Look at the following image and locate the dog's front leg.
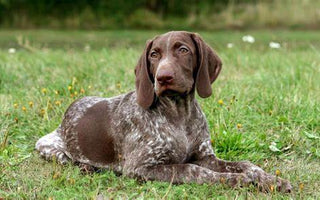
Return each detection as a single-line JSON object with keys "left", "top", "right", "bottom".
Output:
{"left": 193, "top": 141, "right": 292, "bottom": 192}
{"left": 125, "top": 164, "right": 252, "bottom": 187}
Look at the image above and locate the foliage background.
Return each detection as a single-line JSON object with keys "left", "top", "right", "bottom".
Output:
{"left": 0, "top": 0, "right": 320, "bottom": 30}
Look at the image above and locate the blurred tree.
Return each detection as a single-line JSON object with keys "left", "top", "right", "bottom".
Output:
{"left": 2, "top": 0, "right": 316, "bottom": 30}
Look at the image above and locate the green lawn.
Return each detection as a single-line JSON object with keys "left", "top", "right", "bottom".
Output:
{"left": 0, "top": 30, "right": 319, "bottom": 199}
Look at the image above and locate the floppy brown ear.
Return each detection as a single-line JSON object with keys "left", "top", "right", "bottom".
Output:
{"left": 135, "top": 40, "right": 154, "bottom": 109}
{"left": 191, "top": 33, "right": 222, "bottom": 98}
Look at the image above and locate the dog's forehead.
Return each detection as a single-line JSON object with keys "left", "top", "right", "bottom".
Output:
{"left": 152, "top": 31, "right": 194, "bottom": 50}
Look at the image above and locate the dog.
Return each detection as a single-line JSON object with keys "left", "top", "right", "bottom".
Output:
{"left": 36, "top": 31, "right": 292, "bottom": 192}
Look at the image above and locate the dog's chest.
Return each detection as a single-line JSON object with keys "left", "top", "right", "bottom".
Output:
{"left": 170, "top": 127, "right": 192, "bottom": 163}
{"left": 143, "top": 118, "right": 193, "bottom": 164}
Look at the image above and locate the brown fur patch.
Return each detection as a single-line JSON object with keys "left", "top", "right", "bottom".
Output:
{"left": 76, "top": 101, "right": 115, "bottom": 164}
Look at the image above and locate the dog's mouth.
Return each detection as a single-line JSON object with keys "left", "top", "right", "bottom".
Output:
{"left": 160, "top": 89, "right": 181, "bottom": 97}
{"left": 155, "top": 84, "right": 188, "bottom": 97}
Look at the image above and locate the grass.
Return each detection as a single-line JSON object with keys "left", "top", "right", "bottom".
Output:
{"left": 0, "top": 30, "right": 319, "bottom": 199}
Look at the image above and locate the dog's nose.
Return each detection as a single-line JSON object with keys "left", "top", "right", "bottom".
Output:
{"left": 156, "top": 71, "right": 174, "bottom": 85}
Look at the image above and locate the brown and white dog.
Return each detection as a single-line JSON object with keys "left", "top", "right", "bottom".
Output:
{"left": 36, "top": 31, "right": 292, "bottom": 192}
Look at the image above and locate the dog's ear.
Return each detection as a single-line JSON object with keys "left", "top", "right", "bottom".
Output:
{"left": 191, "top": 33, "right": 222, "bottom": 98}
{"left": 135, "top": 39, "right": 154, "bottom": 109}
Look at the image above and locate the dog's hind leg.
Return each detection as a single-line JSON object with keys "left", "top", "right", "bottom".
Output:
{"left": 35, "top": 126, "right": 70, "bottom": 164}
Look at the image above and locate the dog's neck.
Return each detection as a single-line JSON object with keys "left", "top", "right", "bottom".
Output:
{"left": 154, "top": 92, "right": 196, "bottom": 123}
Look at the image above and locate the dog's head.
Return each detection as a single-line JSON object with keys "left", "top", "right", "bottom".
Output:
{"left": 135, "top": 31, "right": 222, "bottom": 109}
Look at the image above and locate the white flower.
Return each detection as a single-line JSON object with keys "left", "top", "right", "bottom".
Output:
{"left": 269, "top": 42, "right": 281, "bottom": 49}
{"left": 227, "top": 43, "right": 234, "bottom": 48}
{"left": 242, "top": 35, "right": 255, "bottom": 43}
{"left": 8, "top": 48, "right": 16, "bottom": 54}
{"left": 84, "top": 45, "right": 91, "bottom": 52}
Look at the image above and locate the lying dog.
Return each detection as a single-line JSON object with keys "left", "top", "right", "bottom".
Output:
{"left": 36, "top": 31, "right": 292, "bottom": 192}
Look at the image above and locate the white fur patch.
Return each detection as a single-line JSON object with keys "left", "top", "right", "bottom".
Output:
{"left": 35, "top": 129, "right": 69, "bottom": 164}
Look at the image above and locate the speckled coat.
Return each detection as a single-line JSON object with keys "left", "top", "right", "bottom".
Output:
{"left": 36, "top": 31, "right": 292, "bottom": 192}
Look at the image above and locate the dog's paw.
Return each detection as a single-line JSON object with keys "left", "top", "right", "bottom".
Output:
{"left": 245, "top": 165, "right": 292, "bottom": 193}
{"left": 275, "top": 177, "right": 292, "bottom": 193}
{"left": 258, "top": 175, "right": 292, "bottom": 193}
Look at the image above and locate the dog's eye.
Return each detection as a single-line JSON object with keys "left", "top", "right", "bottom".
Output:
{"left": 178, "top": 46, "right": 189, "bottom": 54}
{"left": 150, "top": 51, "right": 159, "bottom": 58}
